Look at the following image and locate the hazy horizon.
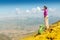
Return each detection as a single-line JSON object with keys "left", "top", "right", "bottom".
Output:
{"left": 0, "top": 0, "right": 60, "bottom": 18}
{"left": 0, "top": 0, "right": 59, "bottom": 31}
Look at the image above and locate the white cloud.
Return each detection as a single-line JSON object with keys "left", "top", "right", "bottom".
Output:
{"left": 36, "top": 6, "right": 41, "bottom": 12}
{"left": 31, "top": 8, "right": 37, "bottom": 13}
{"left": 15, "top": 6, "right": 42, "bottom": 15}
{"left": 31, "top": 6, "right": 42, "bottom": 13}
{"left": 16, "top": 8, "right": 20, "bottom": 14}
{"left": 49, "top": 8, "right": 56, "bottom": 12}
{"left": 26, "top": 10, "right": 30, "bottom": 13}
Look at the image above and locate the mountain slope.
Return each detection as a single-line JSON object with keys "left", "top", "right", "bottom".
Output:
{"left": 20, "top": 20, "right": 60, "bottom": 40}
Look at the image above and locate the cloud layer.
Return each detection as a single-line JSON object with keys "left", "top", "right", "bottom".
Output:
{"left": 16, "top": 6, "right": 42, "bottom": 14}
{"left": 16, "top": 6, "right": 56, "bottom": 14}
{"left": 49, "top": 8, "right": 56, "bottom": 12}
{"left": 15, "top": 6, "right": 57, "bottom": 18}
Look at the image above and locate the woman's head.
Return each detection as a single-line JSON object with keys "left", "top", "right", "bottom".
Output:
{"left": 44, "top": 6, "right": 47, "bottom": 9}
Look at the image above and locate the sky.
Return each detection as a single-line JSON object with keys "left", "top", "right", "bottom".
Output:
{"left": 0, "top": 0, "right": 60, "bottom": 18}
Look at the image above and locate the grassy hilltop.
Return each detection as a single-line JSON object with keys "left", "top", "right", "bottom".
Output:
{"left": 20, "top": 20, "right": 60, "bottom": 40}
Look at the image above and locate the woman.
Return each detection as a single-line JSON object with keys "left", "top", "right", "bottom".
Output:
{"left": 34, "top": 6, "right": 49, "bottom": 37}
{"left": 43, "top": 6, "right": 49, "bottom": 29}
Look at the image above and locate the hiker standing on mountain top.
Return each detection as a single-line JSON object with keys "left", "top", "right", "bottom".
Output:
{"left": 34, "top": 6, "right": 49, "bottom": 37}
{"left": 43, "top": 6, "right": 49, "bottom": 29}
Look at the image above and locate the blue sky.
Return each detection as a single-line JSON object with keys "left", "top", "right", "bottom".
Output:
{"left": 0, "top": 0, "right": 60, "bottom": 18}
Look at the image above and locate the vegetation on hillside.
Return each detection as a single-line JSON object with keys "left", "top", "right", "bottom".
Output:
{"left": 20, "top": 20, "right": 60, "bottom": 40}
